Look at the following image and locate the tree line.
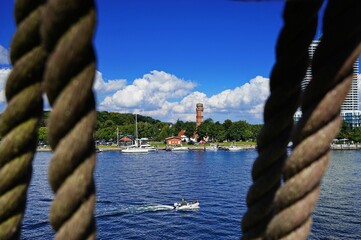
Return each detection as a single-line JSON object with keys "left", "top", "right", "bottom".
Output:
{"left": 35, "top": 112, "right": 361, "bottom": 144}
{"left": 337, "top": 121, "right": 361, "bottom": 143}
{"left": 37, "top": 111, "right": 262, "bottom": 143}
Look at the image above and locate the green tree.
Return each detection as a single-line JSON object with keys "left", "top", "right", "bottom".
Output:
{"left": 104, "top": 120, "right": 115, "bottom": 128}
{"left": 183, "top": 121, "right": 196, "bottom": 140}
{"left": 250, "top": 124, "right": 262, "bottom": 141}
{"left": 156, "top": 124, "right": 173, "bottom": 142}
{"left": 197, "top": 119, "right": 215, "bottom": 141}
{"left": 38, "top": 127, "right": 48, "bottom": 143}
{"left": 95, "top": 126, "right": 117, "bottom": 141}
{"left": 172, "top": 120, "right": 185, "bottom": 136}
{"left": 118, "top": 124, "right": 135, "bottom": 137}
{"left": 349, "top": 127, "right": 361, "bottom": 143}
{"left": 138, "top": 122, "right": 158, "bottom": 138}
{"left": 337, "top": 120, "right": 351, "bottom": 140}
{"left": 223, "top": 119, "right": 233, "bottom": 141}
{"left": 213, "top": 122, "right": 226, "bottom": 142}
{"left": 39, "top": 111, "right": 50, "bottom": 127}
{"left": 227, "top": 120, "right": 252, "bottom": 141}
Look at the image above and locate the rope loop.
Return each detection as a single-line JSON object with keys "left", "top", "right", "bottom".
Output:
{"left": 241, "top": 1, "right": 323, "bottom": 238}
{"left": 0, "top": 0, "right": 45, "bottom": 238}
{"left": 243, "top": 0, "right": 361, "bottom": 239}
{"left": 41, "top": 0, "right": 97, "bottom": 239}
{"left": 265, "top": 1, "right": 361, "bottom": 238}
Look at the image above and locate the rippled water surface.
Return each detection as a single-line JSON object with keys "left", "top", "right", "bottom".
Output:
{"left": 22, "top": 150, "right": 361, "bottom": 239}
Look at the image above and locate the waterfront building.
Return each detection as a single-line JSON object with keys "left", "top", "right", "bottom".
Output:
{"left": 301, "top": 40, "right": 319, "bottom": 91}
{"left": 294, "top": 40, "right": 360, "bottom": 127}
{"left": 165, "top": 136, "right": 182, "bottom": 145}
{"left": 118, "top": 135, "right": 135, "bottom": 146}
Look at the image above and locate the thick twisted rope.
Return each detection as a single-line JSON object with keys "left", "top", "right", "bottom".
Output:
{"left": 41, "top": 0, "right": 97, "bottom": 239}
{"left": 265, "top": 1, "right": 361, "bottom": 239}
{"left": 241, "top": 1, "right": 323, "bottom": 239}
{"left": 0, "top": 1, "right": 46, "bottom": 239}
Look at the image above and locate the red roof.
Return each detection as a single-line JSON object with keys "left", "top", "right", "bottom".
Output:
{"left": 177, "top": 130, "right": 186, "bottom": 137}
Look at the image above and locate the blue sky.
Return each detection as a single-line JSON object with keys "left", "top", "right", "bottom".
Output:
{"left": 1, "top": 0, "right": 358, "bottom": 124}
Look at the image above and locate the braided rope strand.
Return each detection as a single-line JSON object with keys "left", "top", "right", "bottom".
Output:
{"left": 41, "top": 0, "right": 97, "bottom": 239}
{"left": 266, "top": 0, "right": 361, "bottom": 239}
{"left": 241, "top": 1, "right": 323, "bottom": 239}
{"left": 0, "top": 1, "right": 46, "bottom": 239}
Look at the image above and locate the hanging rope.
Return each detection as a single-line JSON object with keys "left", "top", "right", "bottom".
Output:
{"left": 0, "top": 1, "right": 46, "bottom": 239}
{"left": 241, "top": 1, "right": 324, "bottom": 239}
{"left": 265, "top": 0, "right": 361, "bottom": 239}
{"left": 41, "top": 0, "right": 97, "bottom": 239}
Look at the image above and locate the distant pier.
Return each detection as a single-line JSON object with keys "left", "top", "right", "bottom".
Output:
{"left": 330, "top": 144, "right": 361, "bottom": 150}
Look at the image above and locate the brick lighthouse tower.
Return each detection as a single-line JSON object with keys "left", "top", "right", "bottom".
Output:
{"left": 196, "top": 103, "right": 204, "bottom": 127}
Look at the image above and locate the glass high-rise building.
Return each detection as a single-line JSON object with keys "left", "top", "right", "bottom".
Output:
{"left": 301, "top": 40, "right": 319, "bottom": 91}
{"left": 295, "top": 40, "right": 360, "bottom": 127}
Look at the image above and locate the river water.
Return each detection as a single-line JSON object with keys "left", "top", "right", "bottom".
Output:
{"left": 21, "top": 150, "right": 361, "bottom": 239}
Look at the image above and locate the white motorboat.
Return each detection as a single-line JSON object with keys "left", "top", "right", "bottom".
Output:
{"left": 206, "top": 144, "right": 218, "bottom": 151}
{"left": 173, "top": 200, "right": 199, "bottom": 210}
{"left": 140, "top": 144, "right": 158, "bottom": 152}
{"left": 143, "top": 146, "right": 158, "bottom": 152}
{"left": 227, "top": 145, "right": 243, "bottom": 151}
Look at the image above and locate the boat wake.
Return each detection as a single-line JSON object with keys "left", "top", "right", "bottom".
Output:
{"left": 134, "top": 204, "right": 175, "bottom": 213}
{"left": 97, "top": 203, "right": 174, "bottom": 218}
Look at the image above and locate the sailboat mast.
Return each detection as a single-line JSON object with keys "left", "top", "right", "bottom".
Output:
{"left": 135, "top": 114, "right": 138, "bottom": 140}
{"left": 116, "top": 126, "right": 119, "bottom": 147}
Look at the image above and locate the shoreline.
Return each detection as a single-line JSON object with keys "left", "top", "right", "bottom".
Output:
{"left": 37, "top": 144, "right": 361, "bottom": 152}
{"left": 36, "top": 145, "right": 257, "bottom": 152}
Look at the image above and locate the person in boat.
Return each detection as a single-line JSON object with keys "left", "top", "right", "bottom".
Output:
{"left": 181, "top": 199, "right": 187, "bottom": 206}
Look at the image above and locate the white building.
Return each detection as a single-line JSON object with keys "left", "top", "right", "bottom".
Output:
{"left": 295, "top": 40, "right": 360, "bottom": 127}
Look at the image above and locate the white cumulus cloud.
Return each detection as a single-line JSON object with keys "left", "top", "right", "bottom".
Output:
{"left": 100, "top": 70, "right": 197, "bottom": 111}
{"left": 93, "top": 71, "right": 127, "bottom": 92}
{"left": 163, "top": 76, "right": 270, "bottom": 122}
{"left": 0, "top": 45, "right": 10, "bottom": 65}
{"left": 208, "top": 76, "right": 269, "bottom": 111}
{"left": 99, "top": 71, "right": 270, "bottom": 123}
{"left": 0, "top": 69, "right": 270, "bottom": 123}
{"left": 0, "top": 68, "right": 11, "bottom": 103}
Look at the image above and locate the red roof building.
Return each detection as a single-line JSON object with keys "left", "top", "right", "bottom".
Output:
{"left": 165, "top": 137, "right": 182, "bottom": 145}
{"left": 119, "top": 136, "right": 134, "bottom": 146}
{"left": 178, "top": 129, "right": 186, "bottom": 138}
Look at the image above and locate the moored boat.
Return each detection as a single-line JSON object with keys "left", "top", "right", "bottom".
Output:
{"left": 227, "top": 146, "right": 243, "bottom": 151}
{"left": 121, "top": 114, "right": 152, "bottom": 153}
{"left": 122, "top": 147, "right": 149, "bottom": 153}
{"left": 140, "top": 143, "right": 158, "bottom": 152}
{"left": 206, "top": 144, "right": 218, "bottom": 151}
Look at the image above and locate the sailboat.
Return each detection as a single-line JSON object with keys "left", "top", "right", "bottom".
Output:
{"left": 122, "top": 146, "right": 149, "bottom": 153}
{"left": 122, "top": 114, "right": 149, "bottom": 153}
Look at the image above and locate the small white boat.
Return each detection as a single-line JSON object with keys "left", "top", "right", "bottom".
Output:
{"left": 143, "top": 146, "right": 158, "bottom": 152}
{"left": 227, "top": 146, "right": 243, "bottom": 151}
{"left": 206, "top": 144, "right": 218, "bottom": 151}
{"left": 140, "top": 144, "right": 158, "bottom": 152}
{"left": 122, "top": 147, "right": 149, "bottom": 153}
{"left": 172, "top": 146, "right": 189, "bottom": 151}
{"left": 173, "top": 200, "right": 199, "bottom": 210}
